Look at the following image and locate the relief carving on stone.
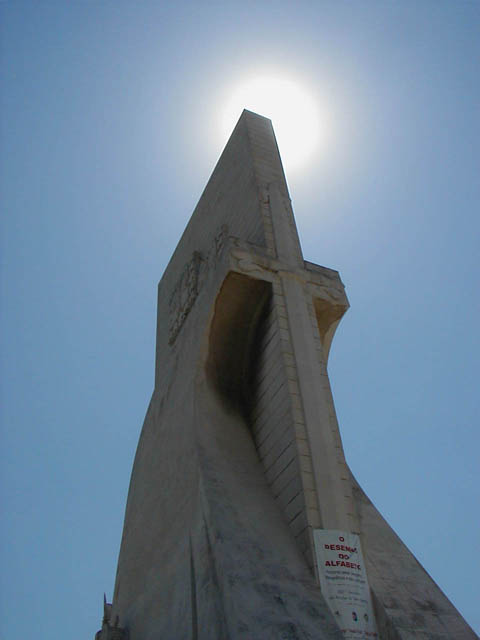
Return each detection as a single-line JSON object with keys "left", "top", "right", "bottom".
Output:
{"left": 168, "top": 251, "right": 203, "bottom": 345}
{"left": 168, "top": 225, "right": 228, "bottom": 345}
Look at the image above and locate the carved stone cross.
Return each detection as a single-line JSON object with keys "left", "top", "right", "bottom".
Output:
{"left": 227, "top": 178, "right": 358, "bottom": 555}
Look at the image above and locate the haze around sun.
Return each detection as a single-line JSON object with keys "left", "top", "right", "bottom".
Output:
{"left": 220, "top": 74, "right": 328, "bottom": 172}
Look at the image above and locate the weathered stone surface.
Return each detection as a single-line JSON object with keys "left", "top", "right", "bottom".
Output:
{"left": 96, "top": 111, "right": 476, "bottom": 639}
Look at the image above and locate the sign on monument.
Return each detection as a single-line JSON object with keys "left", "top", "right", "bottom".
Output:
{"left": 313, "top": 529, "right": 378, "bottom": 639}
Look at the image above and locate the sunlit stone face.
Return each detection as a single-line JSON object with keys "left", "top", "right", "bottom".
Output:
{"left": 220, "top": 74, "right": 325, "bottom": 172}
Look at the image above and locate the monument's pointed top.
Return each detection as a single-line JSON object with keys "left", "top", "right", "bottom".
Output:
{"left": 239, "top": 107, "right": 272, "bottom": 122}
{"left": 223, "top": 107, "right": 303, "bottom": 266}
{"left": 223, "top": 106, "right": 290, "bottom": 201}
{"left": 157, "top": 103, "right": 303, "bottom": 314}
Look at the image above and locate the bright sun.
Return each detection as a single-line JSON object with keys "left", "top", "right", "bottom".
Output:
{"left": 220, "top": 74, "right": 325, "bottom": 171}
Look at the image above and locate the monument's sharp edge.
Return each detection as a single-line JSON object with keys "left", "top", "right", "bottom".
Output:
{"left": 243, "top": 110, "right": 304, "bottom": 265}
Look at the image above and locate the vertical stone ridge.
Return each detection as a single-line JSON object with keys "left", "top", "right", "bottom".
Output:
{"left": 201, "top": 509, "right": 229, "bottom": 640}
{"left": 270, "top": 277, "right": 323, "bottom": 575}
{"left": 248, "top": 276, "right": 322, "bottom": 573}
{"left": 189, "top": 536, "right": 199, "bottom": 640}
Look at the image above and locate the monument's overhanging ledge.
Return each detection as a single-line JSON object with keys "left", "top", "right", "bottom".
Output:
{"left": 95, "top": 110, "right": 476, "bottom": 640}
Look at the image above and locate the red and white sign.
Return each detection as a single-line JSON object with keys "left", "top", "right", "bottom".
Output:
{"left": 313, "top": 529, "right": 378, "bottom": 639}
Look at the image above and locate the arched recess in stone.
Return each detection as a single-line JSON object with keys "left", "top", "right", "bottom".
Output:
{"left": 205, "top": 271, "right": 311, "bottom": 565}
{"left": 205, "top": 270, "right": 271, "bottom": 416}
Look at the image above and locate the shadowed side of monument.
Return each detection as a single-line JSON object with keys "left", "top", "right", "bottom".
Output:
{"left": 96, "top": 111, "right": 477, "bottom": 640}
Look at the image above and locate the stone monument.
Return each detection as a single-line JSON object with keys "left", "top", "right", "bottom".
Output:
{"left": 95, "top": 110, "right": 476, "bottom": 639}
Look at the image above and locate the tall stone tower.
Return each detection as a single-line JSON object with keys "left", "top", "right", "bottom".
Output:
{"left": 96, "top": 111, "right": 476, "bottom": 640}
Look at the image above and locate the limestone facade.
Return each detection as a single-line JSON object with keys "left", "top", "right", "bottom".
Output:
{"left": 96, "top": 110, "right": 477, "bottom": 640}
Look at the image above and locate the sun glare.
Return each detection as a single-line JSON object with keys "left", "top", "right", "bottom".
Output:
{"left": 220, "top": 74, "right": 326, "bottom": 171}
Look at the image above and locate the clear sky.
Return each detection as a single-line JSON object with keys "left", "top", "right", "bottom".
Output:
{"left": 1, "top": 1, "right": 479, "bottom": 638}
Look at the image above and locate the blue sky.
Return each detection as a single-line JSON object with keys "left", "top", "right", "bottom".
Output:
{"left": 1, "top": 1, "right": 479, "bottom": 638}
